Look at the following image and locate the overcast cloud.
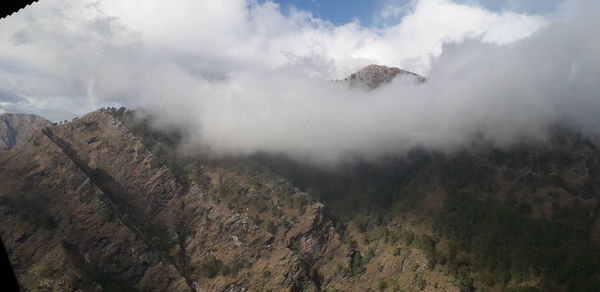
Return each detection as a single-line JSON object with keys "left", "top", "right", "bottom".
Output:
{"left": 0, "top": 0, "right": 598, "bottom": 163}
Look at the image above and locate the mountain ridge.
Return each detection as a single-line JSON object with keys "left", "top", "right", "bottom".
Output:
{"left": 0, "top": 110, "right": 361, "bottom": 291}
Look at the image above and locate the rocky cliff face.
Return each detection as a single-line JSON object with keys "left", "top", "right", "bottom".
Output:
{"left": 0, "top": 111, "right": 360, "bottom": 291}
{"left": 339, "top": 64, "right": 426, "bottom": 89}
{"left": 0, "top": 113, "right": 52, "bottom": 151}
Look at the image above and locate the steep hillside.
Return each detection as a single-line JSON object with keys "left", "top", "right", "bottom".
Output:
{"left": 3, "top": 109, "right": 448, "bottom": 291}
{"left": 0, "top": 113, "right": 52, "bottom": 151}
{"left": 254, "top": 129, "right": 600, "bottom": 291}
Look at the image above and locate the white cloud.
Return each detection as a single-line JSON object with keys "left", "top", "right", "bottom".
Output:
{"left": 3, "top": 0, "right": 598, "bottom": 163}
{"left": 0, "top": 0, "right": 545, "bottom": 107}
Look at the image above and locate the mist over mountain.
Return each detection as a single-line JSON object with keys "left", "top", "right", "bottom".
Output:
{"left": 0, "top": 0, "right": 580, "bottom": 163}
{"left": 1, "top": 1, "right": 600, "bottom": 291}
{"left": 144, "top": 7, "right": 600, "bottom": 165}
{"left": 33, "top": 0, "right": 597, "bottom": 164}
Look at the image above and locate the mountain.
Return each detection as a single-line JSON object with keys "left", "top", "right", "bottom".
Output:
{"left": 254, "top": 130, "right": 600, "bottom": 292}
{"left": 0, "top": 110, "right": 356, "bottom": 291}
{"left": 0, "top": 113, "right": 52, "bottom": 151}
{"left": 339, "top": 64, "right": 426, "bottom": 89}
{"left": 0, "top": 67, "right": 599, "bottom": 291}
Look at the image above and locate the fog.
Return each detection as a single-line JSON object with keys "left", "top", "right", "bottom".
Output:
{"left": 1, "top": 0, "right": 599, "bottom": 163}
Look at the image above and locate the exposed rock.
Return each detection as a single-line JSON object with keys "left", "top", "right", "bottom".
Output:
{"left": 339, "top": 64, "right": 426, "bottom": 89}
{"left": 0, "top": 111, "right": 357, "bottom": 291}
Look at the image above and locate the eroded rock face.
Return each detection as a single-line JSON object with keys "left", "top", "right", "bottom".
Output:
{"left": 0, "top": 113, "right": 192, "bottom": 291}
{"left": 340, "top": 64, "right": 426, "bottom": 89}
{"left": 0, "top": 110, "right": 464, "bottom": 291}
{"left": 0, "top": 113, "right": 52, "bottom": 151}
{"left": 0, "top": 111, "right": 354, "bottom": 291}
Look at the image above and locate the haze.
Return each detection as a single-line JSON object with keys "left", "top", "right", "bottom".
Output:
{"left": 0, "top": 0, "right": 599, "bottom": 163}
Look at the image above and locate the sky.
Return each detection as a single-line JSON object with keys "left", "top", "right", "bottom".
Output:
{"left": 1, "top": 0, "right": 599, "bottom": 163}
{"left": 274, "top": 0, "right": 563, "bottom": 25}
{"left": 274, "top": 0, "right": 379, "bottom": 25}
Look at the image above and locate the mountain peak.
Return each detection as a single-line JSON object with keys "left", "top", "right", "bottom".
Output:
{"left": 0, "top": 112, "right": 51, "bottom": 151}
{"left": 341, "top": 64, "right": 426, "bottom": 89}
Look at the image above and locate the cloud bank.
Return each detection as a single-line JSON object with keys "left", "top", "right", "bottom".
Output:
{"left": 1, "top": 0, "right": 599, "bottom": 163}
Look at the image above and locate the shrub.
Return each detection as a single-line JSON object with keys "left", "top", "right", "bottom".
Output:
{"left": 227, "top": 255, "right": 252, "bottom": 276}
{"left": 365, "top": 225, "right": 388, "bottom": 243}
{"left": 350, "top": 252, "right": 365, "bottom": 276}
{"left": 416, "top": 235, "right": 437, "bottom": 270}
{"left": 266, "top": 220, "right": 278, "bottom": 234}
{"left": 198, "top": 256, "right": 226, "bottom": 278}
{"left": 402, "top": 231, "right": 415, "bottom": 246}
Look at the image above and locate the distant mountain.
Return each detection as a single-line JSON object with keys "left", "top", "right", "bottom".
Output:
{"left": 339, "top": 64, "right": 426, "bottom": 89}
{"left": 0, "top": 113, "right": 51, "bottom": 151}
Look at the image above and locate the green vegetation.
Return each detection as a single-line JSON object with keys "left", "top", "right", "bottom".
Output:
{"left": 365, "top": 225, "right": 388, "bottom": 243}
{"left": 100, "top": 106, "right": 129, "bottom": 119}
{"left": 253, "top": 143, "right": 600, "bottom": 290}
{"left": 350, "top": 251, "right": 366, "bottom": 276}
{"left": 399, "top": 230, "right": 415, "bottom": 246}
{"left": 435, "top": 191, "right": 599, "bottom": 291}
{"left": 415, "top": 235, "right": 437, "bottom": 270}
{"left": 266, "top": 220, "right": 278, "bottom": 234}
{"left": 198, "top": 256, "right": 227, "bottom": 278}
{"left": 196, "top": 255, "right": 251, "bottom": 278}
{"left": 291, "top": 195, "right": 309, "bottom": 214}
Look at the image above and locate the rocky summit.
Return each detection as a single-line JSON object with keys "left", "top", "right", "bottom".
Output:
{"left": 340, "top": 64, "right": 426, "bottom": 89}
